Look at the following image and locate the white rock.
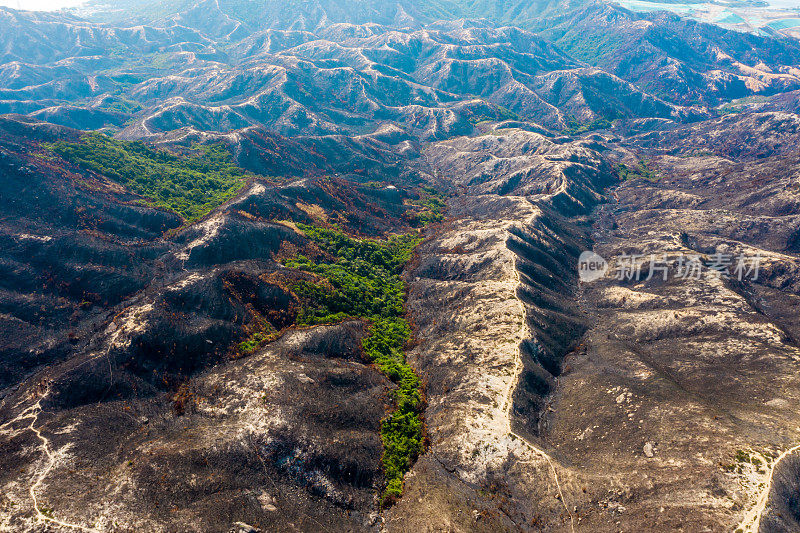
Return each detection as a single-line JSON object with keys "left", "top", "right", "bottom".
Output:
{"left": 643, "top": 441, "right": 656, "bottom": 458}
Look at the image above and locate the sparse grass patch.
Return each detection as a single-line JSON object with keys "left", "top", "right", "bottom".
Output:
{"left": 238, "top": 320, "right": 278, "bottom": 355}
{"left": 563, "top": 117, "right": 614, "bottom": 135}
{"left": 717, "top": 95, "right": 771, "bottom": 115}
{"left": 729, "top": 449, "right": 770, "bottom": 475}
{"left": 468, "top": 106, "right": 520, "bottom": 126}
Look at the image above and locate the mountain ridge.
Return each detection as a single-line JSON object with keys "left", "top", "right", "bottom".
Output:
{"left": 2, "top": 1, "right": 800, "bottom": 531}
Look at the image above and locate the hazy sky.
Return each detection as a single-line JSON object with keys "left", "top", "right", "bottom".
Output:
{"left": 0, "top": 0, "right": 85, "bottom": 10}
{"left": 1, "top": 0, "right": 796, "bottom": 13}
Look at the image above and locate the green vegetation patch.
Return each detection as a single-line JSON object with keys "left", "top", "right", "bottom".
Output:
{"left": 405, "top": 187, "right": 447, "bottom": 228}
{"left": 286, "top": 225, "right": 419, "bottom": 326}
{"left": 617, "top": 160, "right": 661, "bottom": 182}
{"left": 468, "top": 105, "right": 520, "bottom": 126}
{"left": 238, "top": 320, "right": 278, "bottom": 355}
{"left": 563, "top": 116, "right": 614, "bottom": 135}
{"left": 716, "top": 95, "right": 771, "bottom": 115}
{"left": 50, "top": 133, "right": 249, "bottom": 222}
{"left": 95, "top": 96, "right": 143, "bottom": 114}
{"left": 286, "top": 224, "right": 424, "bottom": 505}
{"left": 364, "top": 318, "right": 423, "bottom": 504}
{"left": 558, "top": 31, "right": 626, "bottom": 63}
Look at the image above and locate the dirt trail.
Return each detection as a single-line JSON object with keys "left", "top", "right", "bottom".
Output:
{"left": 1, "top": 389, "right": 98, "bottom": 532}
{"left": 737, "top": 444, "right": 800, "bottom": 533}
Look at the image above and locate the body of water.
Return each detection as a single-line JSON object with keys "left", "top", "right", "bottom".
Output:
{"left": 615, "top": 0, "right": 800, "bottom": 22}
{"left": 768, "top": 1, "right": 800, "bottom": 9}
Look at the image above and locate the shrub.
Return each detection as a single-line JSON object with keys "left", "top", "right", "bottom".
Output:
{"left": 288, "top": 224, "right": 424, "bottom": 503}
{"left": 50, "top": 133, "right": 249, "bottom": 222}
{"left": 617, "top": 160, "right": 660, "bottom": 182}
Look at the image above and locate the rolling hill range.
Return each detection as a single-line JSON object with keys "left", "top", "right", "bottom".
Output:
{"left": 2, "top": 1, "right": 800, "bottom": 532}
{"left": 3, "top": 0, "right": 800, "bottom": 135}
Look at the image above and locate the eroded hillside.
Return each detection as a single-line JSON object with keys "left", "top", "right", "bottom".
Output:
{"left": 2, "top": 1, "right": 800, "bottom": 532}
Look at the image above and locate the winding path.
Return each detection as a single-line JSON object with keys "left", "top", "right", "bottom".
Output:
{"left": 737, "top": 444, "right": 800, "bottom": 533}
{"left": 1, "top": 389, "right": 98, "bottom": 532}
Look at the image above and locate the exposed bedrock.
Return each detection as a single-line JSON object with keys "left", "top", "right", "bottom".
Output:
{"left": 391, "top": 116, "right": 800, "bottom": 531}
